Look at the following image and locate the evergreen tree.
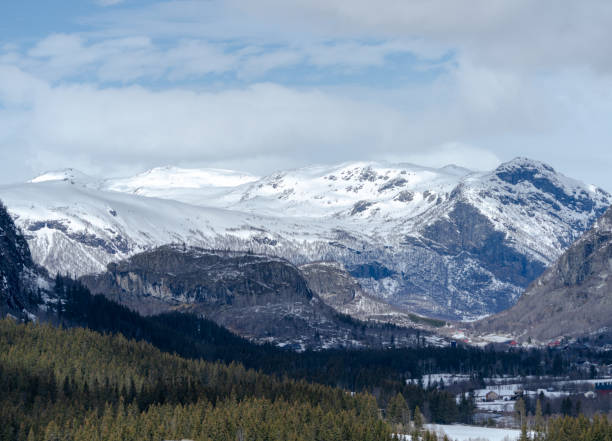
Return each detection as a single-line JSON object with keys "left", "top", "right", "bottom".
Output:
{"left": 534, "top": 399, "right": 544, "bottom": 441}
{"left": 515, "top": 397, "right": 526, "bottom": 429}
{"left": 413, "top": 405, "right": 424, "bottom": 431}
{"left": 387, "top": 393, "right": 409, "bottom": 427}
{"left": 43, "top": 421, "right": 60, "bottom": 441}
{"left": 560, "top": 396, "right": 573, "bottom": 416}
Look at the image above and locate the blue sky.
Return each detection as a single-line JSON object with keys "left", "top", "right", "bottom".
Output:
{"left": 2, "top": 1, "right": 612, "bottom": 190}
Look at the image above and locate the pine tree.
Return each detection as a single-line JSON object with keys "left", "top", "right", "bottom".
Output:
{"left": 515, "top": 397, "right": 526, "bottom": 428}
{"left": 62, "top": 376, "right": 71, "bottom": 399}
{"left": 413, "top": 405, "right": 424, "bottom": 431}
{"left": 43, "top": 421, "right": 60, "bottom": 441}
{"left": 387, "top": 393, "right": 409, "bottom": 427}
{"left": 560, "top": 396, "right": 573, "bottom": 416}
{"left": 534, "top": 399, "right": 544, "bottom": 441}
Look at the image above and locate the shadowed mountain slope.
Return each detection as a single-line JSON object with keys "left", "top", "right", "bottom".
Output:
{"left": 474, "top": 206, "right": 612, "bottom": 342}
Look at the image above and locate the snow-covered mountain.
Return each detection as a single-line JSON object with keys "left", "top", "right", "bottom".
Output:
{"left": 0, "top": 175, "right": 322, "bottom": 278}
{"left": 102, "top": 162, "right": 471, "bottom": 219}
{"left": 1, "top": 158, "right": 609, "bottom": 320}
{"left": 104, "top": 166, "right": 259, "bottom": 206}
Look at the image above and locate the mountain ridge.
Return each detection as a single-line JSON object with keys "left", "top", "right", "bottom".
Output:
{"left": 2, "top": 157, "right": 609, "bottom": 320}
{"left": 80, "top": 244, "right": 423, "bottom": 350}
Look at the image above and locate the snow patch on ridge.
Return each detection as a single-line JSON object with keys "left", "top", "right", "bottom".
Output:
{"left": 106, "top": 166, "right": 259, "bottom": 192}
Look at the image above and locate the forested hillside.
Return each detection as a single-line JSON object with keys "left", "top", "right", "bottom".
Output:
{"left": 51, "top": 276, "right": 465, "bottom": 423}
{"left": 53, "top": 276, "right": 608, "bottom": 414}
{"left": 0, "top": 319, "right": 390, "bottom": 441}
{"left": 4, "top": 317, "right": 611, "bottom": 441}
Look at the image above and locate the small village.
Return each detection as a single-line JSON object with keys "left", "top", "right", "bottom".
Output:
{"left": 413, "top": 367, "right": 612, "bottom": 428}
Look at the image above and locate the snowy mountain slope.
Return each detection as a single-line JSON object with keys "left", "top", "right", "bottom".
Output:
{"left": 0, "top": 177, "right": 335, "bottom": 277}
{"left": 204, "top": 158, "right": 610, "bottom": 318}
{"left": 1, "top": 157, "right": 609, "bottom": 320}
{"left": 107, "top": 159, "right": 606, "bottom": 266}
{"left": 29, "top": 168, "right": 98, "bottom": 185}
{"left": 458, "top": 158, "right": 609, "bottom": 265}
{"left": 221, "top": 161, "right": 471, "bottom": 220}
{"left": 102, "top": 162, "right": 471, "bottom": 220}
{"left": 104, "top": 166, "right": 259, "bottom": 206}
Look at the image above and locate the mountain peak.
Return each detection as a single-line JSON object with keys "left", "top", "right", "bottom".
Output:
{"left": 439, "top": 164, "right": 474, "bottom": 176}
{"left": 492, "top": 157, "right": 588, "bottom": 195}
{"left": 5, "top": 158, "right": 611, "bottom": 322}
{"left": 29, "top": 168, "right": 94, "bottom": 185}
{"left": 494, "top": 157, "right": 555, "bottom": 176}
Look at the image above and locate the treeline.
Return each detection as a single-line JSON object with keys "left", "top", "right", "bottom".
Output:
{"left": 0, "top": 319, "right": 389, "bottom": 441}
{"left": 539, "top": 415, "right": 612, "bottom": 441}
{"left": 33, "top": 399, "right": 389, "bottom": 441}
{"left": 513, "top": 412, "right": 612, "bottom": 441}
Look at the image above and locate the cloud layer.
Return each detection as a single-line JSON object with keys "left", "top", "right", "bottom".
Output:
{"left": 1, "top": 0, "right": 612, "bottom": 189}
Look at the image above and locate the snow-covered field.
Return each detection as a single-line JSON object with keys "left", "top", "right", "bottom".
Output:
{"left": 408, "top": 373, "right": 472, "bottom": 387}
{"left": 424, "top": 424, "right": 519, "bottom": 441}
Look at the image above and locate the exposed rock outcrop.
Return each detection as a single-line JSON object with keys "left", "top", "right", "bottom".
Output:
{"left": 81, "top": 245, "right": 422, "bottom": 349}
{"left": 300, "top": 261, "right": 445, "bottom": 329}
{"left": 474, "top": 206, "right": 612, "bottom": 342}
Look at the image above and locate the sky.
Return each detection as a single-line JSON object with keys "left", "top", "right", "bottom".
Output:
{"left": 1, "top": 1, "right": 612, "bottom": 190}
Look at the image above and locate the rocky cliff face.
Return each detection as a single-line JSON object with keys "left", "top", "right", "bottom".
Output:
{"left": 473, "top": 206, "right": 612, "bottom": 342}
{"left": 0, "top": 200, "right": 42, "bottom": 317}
{"left": 299, "top": 262, "right": 359, "bottom": 307}
{"left": 300, "top": 261, "right": 444, "bottom": 329}
{"left": 84, "top": 246, "right": 312, "bottom": 309}
{"left": 81, "top": 245, "right": 422, "bottom": 350}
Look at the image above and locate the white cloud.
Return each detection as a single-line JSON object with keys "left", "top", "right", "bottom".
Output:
{"left": 79, "top": 0, "right": 612, "bottom": 76}
{"left": 6, "top": 31, "right": 432, "bottom": 86}
{"left": 2, "top": 60, "right": 612, "bottom": 189}
{"left": 17, "top": 34, "right": 239, "bottom": 83}
{"left": 231, "top": 0, "right": 612, "bottom": 73}
{"left": 237, "top": 49, "right": 303, "bottom": 79}
{"left": 0, "top": 67, "right": 412, "bottom": 176}
{"left": 389, "top": 143, "right": 502, "bottom": 172}
{"left": 2, "top": 1, "right": 612, "bottom": 190}
{"left": 302, "top": 40, "right": 431, "bottom": 70}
